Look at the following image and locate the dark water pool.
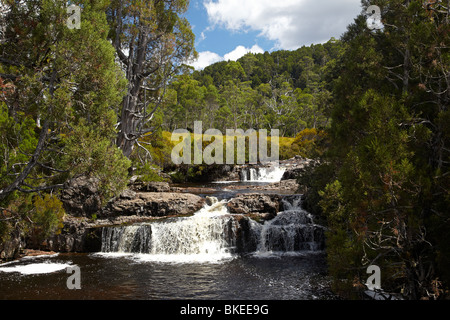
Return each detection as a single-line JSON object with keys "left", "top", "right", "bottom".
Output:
{"left": 0, "top": 252, "right": 336, "bottom": 300}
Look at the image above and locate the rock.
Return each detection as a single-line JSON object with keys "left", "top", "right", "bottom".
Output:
{"left": 171, "top": 187, "right": 217, "bottom": 195}
{"left": 206, "top": 196, "right": 218, "bottom": 206}
{"left": 282, "top": 167, "right": 306, "bottom": 180}
{"left": 59, "top": 175, "right": 102, "bottom": 217}
{"left": 119, "top": 189, "right": 137, "bottom": 200}
{"left": 223, "top": 179, "right": 301, "bottom": 193}
{"left": 280, "top": 157, "right": 320, "bottom": 180}
{"left": 26, "top": 216, "right": 102, "bottom": 253}
{"left": 0, "top": 229, "right": 23, "bottom": 261}
{"left": 233, "top": 215, "right": 260, "bottom": 253}
{"left": 227, "top": 193, "right": 282, "bottom": 219}
{"left": 101, "top": 192, "right": 206, "bottom": 218}
{"left": 130, "top": 180, "right": 171, "bottom": 192}
{"left": 145, "top": 182, "right": 171, "bottom": 192}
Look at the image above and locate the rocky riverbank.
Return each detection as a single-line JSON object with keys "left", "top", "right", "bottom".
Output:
{"left": 1, "top": 157, "right": 317, "bottom": 260}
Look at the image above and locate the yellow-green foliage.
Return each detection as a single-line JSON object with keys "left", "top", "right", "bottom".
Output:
{"left": 138, "top": 129, "right": 324, "bottom": 169}
{"left": 293, "top": 128, "right": 327, "bottom": 158}
{"left": 279, "top": 128, "right": 327, "bottom": 159}
{"left": 32, "top": 194, "right": 65, "bottom": 241}
{"left": 278, "top": 136, "right": 296, "bottom": 160}
{"left": 136, "top": 131, "right": 176, "bottom": 169}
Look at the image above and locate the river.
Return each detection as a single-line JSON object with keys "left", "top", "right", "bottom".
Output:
{"left": 0, "top": 251, "right": 334, "bottom": 300}
{"left": 0, "top": 164, "right": 337, "bottom": 301}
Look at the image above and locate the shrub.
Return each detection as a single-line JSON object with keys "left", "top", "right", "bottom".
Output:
{"left": 31, "top": 194, "right": 65, "bottom": 242}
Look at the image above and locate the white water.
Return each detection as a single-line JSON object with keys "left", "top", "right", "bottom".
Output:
{"left": 0, "top": 261, "right": 71, "bottom": 275}
{"left": 252, "top": 195, "right": 324, "bottom": 256}
{"left": 240, "top": 165, "right": 286, "bottom": 183}
{"left": 100, "top": 199, "right": 238, "bottom": 263}
{"left": 100, "top": 195, "right": 325, "bottom": 263}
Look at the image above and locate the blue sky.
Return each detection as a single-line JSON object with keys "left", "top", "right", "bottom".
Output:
{"left": 185, "top": 0, "right": 364, "bottom": 70}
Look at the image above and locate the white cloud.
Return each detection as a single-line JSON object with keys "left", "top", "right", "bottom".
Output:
{"left": 190, "top": 44, "right": 264, "bottom": 70}
{"left": 224, "top": 44, "right": 264, "bottom": 61}
{"left": 191, "top": 51, "right": 223, "bottom": 70}
{"left": 204, "top": 0, "right": 362, "bottom": 50}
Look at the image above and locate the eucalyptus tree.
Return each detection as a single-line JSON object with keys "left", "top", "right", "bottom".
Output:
{"left": 107, "top": 0, "right": 197, "bottom": 158}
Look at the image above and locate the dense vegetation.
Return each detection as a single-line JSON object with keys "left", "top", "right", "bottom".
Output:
{"left": 307, "top": 0, "right": 449, "bottom": 299}
{"left": 0, "top": 0, "right": 448, "bottom": 300}
{"left": 158, "top": 39, "right": 339, "bottom": 136}
{"left": 0, "top": 0, "right": 195, "bottom": 252}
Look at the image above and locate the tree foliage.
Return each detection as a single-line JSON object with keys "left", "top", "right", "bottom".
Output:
{"left": 0, "top": 0, "right": 130, "bottom": 245}
{"left": 107, "top": 0, "right": 197, "bottom": 157}
{"left": 317, "top": 0, "right": 450, "bottom": 299}
{"left": 160, "top": 39, "right": 342, "bottom": 137}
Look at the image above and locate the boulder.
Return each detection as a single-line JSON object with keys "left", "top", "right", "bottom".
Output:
{"left": 227, "top": 193, "right": 282, "bottom": 220}
{"left": 101, "top": 192, "right": 206, "bottom": 218}
{"left": 130, "top": 180, "right": 171, "bottom": 192}
{"left": 59, "top": 175, "right": 102, "bottom": 217}
{"left": 0, "top": 229, "right": 23, "bottom": 261}
{"left": 280, "top": 157, "right": 320, "bottom": 180}
{"left": 27, "top": 216, "right": 102, "bottom": 253}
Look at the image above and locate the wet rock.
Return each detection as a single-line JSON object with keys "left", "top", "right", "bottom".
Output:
{"left": 227, "top": 193, "right": 282, "bottom": 217}
{"left": 206, "top": 196, "right": 218, "bottom": 206}
{"left": 233, "top": 215, "right": 260, "bottom": 253}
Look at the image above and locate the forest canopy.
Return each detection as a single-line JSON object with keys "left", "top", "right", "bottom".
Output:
{"left": 0, "top": 0, "right": 449, "bottom": 300}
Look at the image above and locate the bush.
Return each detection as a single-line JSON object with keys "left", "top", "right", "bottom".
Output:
{"left": 31, "top": 194, "right": 65, "bottom": 242}
{"left": 292, "top": 128, "right": 328, "bottom": 158}
{"left": 135, "top": 163, "right": 168, "bottom": 182}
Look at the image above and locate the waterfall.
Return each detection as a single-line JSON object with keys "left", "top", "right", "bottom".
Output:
{"left": 240, "top": 165, "right": 286, "bottom": 182}
{"left": 251, "top": 195, "right": 325, "bottom": 255}
{"left": 101, "top": 199, "right": 238, "bottom": 263}
{"left": 100, "top": 195, "right": 325, "bottom": 263}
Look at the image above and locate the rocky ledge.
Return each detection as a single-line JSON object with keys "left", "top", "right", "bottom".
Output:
{"left": 226, "top": 193, "right": 283, "bottom": 221}
{"left": 101, "top": 190, "right": 205, "bottom": 218}
{"left": 26, "top": 191, "right": 206, "bottom": 254}
{"left": 27, "top": 191, "right": 292, "bottom": 254}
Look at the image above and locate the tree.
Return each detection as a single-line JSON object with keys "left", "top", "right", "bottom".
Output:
{"left": 107, "top": 0, "right": 197, "bottom": 158}
{"left": 0, "top": 0, "right": 130, "bottom": 239}
{"left": 321, "top": 0, "right": 450, "bottom": 299}
{"left": 170, "top": 74, "right": 204, "bottom": 129}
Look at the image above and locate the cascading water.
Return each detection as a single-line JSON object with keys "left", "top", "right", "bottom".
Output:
{"left": 100, "top": 195, "right": 325, "bottom": 262}
{"left": 101, "top": 199, "right": 239, "bottom": 263}
{"left": 251, "top": 195, "right": 325, "bottom": 256}
{"left": 240, "top": 165, "right": 286, "bottom": 182}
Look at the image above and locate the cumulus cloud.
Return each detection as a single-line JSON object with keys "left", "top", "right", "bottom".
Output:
{"left": 204, "top": 0, "right": 362, "bottom": 50}
{"left": 224, "top": 44, "right": 264, "bottom": 61}
{"left": 190, "top": 51, "right": 223, "bottom": 70}
{"left": 190, "top": 44, "right": 264, "bottom": 70}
